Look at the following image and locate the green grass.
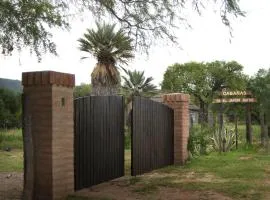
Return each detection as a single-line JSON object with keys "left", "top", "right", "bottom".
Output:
{"left": 0, "top": 150, "right": 23, "bottom": 172}
{"left": 131, "top": 148, "right": 270, "bottom": 199}
{"left": 125, "top": 149, "right": 131, "bottom": 175}
{"left": 0, "top": 128, "right": 23, "bottom": 149}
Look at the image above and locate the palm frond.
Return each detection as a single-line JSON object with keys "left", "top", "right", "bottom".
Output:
{"left": 78, "top": 22, "right": 134, "bottom": 65}
{"left": 122, "top": 69, "right": 157, "bottom": 98}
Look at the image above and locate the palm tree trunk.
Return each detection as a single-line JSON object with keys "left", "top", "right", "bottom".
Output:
{"left": 91, "top": 85, "right": 119, "bottom": 96}
{"left": 91, "top": 63, "right": 120, "bottom": 96}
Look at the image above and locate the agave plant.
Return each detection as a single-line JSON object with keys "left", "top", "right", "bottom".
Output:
{"left": 78, "top": 23, "right": 134, "bottom": 95}
{"left": 212, "top": 127, "right": 236, "bottom": 152}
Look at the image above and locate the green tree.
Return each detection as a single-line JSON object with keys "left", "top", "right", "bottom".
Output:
{"left": 122, "top": 69, "right": 157, "bottom": 103}
{"left": 161, "top": 61, "right": 247, "bottom": 123}
{"left": 249, "top": 68, "right": 270, "bottom": 146}
{"left": 74, "top": 83, "right": 92, "bottom": 98}
{"left": 121, "top": 69, "right": 157, "bottom": 129}
{"left": 0, "top": 88, "right": 21, "bottom": 128}
{"left": 78, "top": 23, "right": 134, "bottom": 95}
{"left": 1, "top": 0, "right": 244, "bottom": 58}
{"left": 0, "top": 0, "right": 68, "bottom": 61}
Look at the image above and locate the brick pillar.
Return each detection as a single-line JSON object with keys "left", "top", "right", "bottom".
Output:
{"left": 163, "top": 93, "right": 190, "bottom": 165}
{"left": 22, "top": 71, "right": 75, "bottom": 200}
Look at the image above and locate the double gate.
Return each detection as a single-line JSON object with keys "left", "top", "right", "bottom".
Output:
{"left": 74, "top": 96, "right": 174, "bottom": 190}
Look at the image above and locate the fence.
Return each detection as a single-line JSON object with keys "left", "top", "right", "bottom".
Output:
{"left": 74, "top": 96, "right": 125, "bottom": 190}
{"left": 131, "top": 96, "right": 174, "bottom": 176}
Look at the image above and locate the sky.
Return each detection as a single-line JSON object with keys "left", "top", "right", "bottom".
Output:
{"left": 1, "top": 0, "right": 270, "bottom": 87}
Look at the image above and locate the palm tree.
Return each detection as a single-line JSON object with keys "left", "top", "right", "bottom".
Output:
{"left": 122, "top": 69, "right": 157, "bottom": 127}
{"left": 122, "top": 69, "right": 157, "bottom": 103}
{"left": 78, "top": 23, "right": 134, "bottom": 95}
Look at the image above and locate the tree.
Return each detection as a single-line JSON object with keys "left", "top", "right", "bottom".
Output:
{"left": 121, "top": 69, "right": 157, "bottom": 127}
{"left": 78, "top": 23, "right": 134, "bottom": 95}
{"left": 161, "top": 61, "right": 247, "bottom": 123}
{"left": 0, "top": 88, "right": 21, "bottom": 128}
{"left": 74, "top": 83, "right": 92, "bottom": 98}
{"left": 0, "top": 0, "right": 68, "bottom": 61}
{"left": 1, "top": 0, "right": 244, "bottom": 59}
{"left": 122, "top": 69, "right": 157, "bottom": 103}
{"left": 249, "top": 68, "right": 270, "bottom": 146}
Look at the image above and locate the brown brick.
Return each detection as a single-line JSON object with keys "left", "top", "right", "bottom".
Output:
{"left": 163, "top": 93, "right": 190, "bottom": 165}
{"left": 22, "top": 71, "right": 74, "bottom": 200}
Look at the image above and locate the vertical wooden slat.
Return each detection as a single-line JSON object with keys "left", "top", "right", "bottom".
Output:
{"left": 74, "top": 96, "right": 125, "bottom": 190}
{"left": 131, "top": 97, "right": 174, "bottom": 176}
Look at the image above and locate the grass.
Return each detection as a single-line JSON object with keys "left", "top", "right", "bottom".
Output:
{"left": 2, "top": 125, "right": 270, "bottom": 199}
{"left": 131, "top": 147, "right": 270, "bottom": 199}
{"left": 0, "top": 129, "right": 24, "bottom": 172}
{"left": 0, "top": 128, "right": 23, "bottom": 149}
{"left": 125, "top": 149, "right": 131, "bottom": 175}
{"left": 0, "top": 150, "right": 23, "bottom": 172}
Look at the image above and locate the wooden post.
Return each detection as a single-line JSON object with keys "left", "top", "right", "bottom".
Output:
{"left": 235, "top": 113, "right": 238, "bottom": 149}
{"left": 246, "top": 103, "right": 252, "bottom": 144}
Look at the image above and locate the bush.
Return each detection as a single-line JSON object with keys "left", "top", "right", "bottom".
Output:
{"left": 188, "top": 125, "right": 213, "bottom": 157}
{"left": 125, "top": 126, "right": 131, "bottom": 149}
{"left": 212, "top": 127, "right": 235, "bottom": 152}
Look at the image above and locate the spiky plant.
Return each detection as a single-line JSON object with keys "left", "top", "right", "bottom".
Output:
{"left": 122, "top": 69, "right": 157, "bottom": 103}
{"left": 122, "top": 69, "right": 157, "bottom": 127}
{"left": 212, "top": 127, "right": 236, "bottom": 152}
{"left": 78, "top": 23, "right": 134, "bottom": 95}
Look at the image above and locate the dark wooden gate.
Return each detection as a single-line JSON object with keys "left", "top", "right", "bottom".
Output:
{"left": 131, "top": 96, "right": 174, "bottom": 176}
{"left": 74, "top": 96, "right": 124, "bottom": 190}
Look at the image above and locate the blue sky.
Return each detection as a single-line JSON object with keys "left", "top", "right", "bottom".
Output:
{"left": 1, "top": 0, "right": 270, "bottom": 87}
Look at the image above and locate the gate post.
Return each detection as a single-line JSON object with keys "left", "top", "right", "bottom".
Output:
{"left": 163, "top": 93, "right": 190, "bottom": 165}
{"left": 22, "top": 71, "right": 75, "bottom": 200}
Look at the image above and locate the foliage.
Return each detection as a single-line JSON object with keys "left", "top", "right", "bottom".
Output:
{"left": 1, "top": 0, "right": 244, "bottom": 59}
{"left": 74, "top": 83, "right": 91, "bottom": 98}
{"left": 121, "top": 69, "right": 157, "bottom": 102}
{"left": 0, "top": 0, "right": 69, "bottom": 61}
{"left": 0, "top": 88, "right": 21, "bottom": 128}
{"left": 249, "top": 68, "right": 270, "bottom": 146}
{"left": 161, "top": 61, "right": 247, "bottom": 122}
{"left": 78, "top": 23, "right": 134, "bottom": 66}
{"left": 188, "top": 125, "right": 213, "bottom": 156}
{"left": 125, "top": 133, "right": 131, "bottom": 150}
{"left": 78, "top": 23, "right": 134, "bottom": 95}
{"left": 212, "top": 127, "right": 236, "bottom": 152}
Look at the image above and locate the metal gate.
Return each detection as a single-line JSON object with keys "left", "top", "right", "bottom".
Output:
{"left": 74, "top": 96, "right": 124, "bottom": 190}
{"left": 131, "top": 96, "right": 174, "bottom": 176}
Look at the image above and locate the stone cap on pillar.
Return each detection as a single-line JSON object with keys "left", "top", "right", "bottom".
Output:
{"left": 162, "top": 93, "right": 190, "bottom": 102}
{"left": 22, "top": 71, "right": 75, "bottom": 88}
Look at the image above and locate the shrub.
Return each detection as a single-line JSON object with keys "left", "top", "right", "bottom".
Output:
{"left": 188, "top": 125, "right": 213, "bottom": 157}
{"left": 212, "top": 127, "right": 235, "bottom": 152}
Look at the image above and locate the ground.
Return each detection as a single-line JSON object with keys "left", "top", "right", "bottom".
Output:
{"left": 1, "top": 128, "right": 270, "bottom": 200}
{"left": 0, "top": 172, "right": 22, "bottom": 200}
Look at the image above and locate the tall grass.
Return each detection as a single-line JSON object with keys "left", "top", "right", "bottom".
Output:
{"left": 0, "top": 128, "right": 23, "bottom": 149}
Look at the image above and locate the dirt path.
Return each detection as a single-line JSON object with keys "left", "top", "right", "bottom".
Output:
{"left": 72, "top": 176, "right": 232, "bottom": 200}
{"left": 0, "top": 172, "right": 23, "bottom": 200}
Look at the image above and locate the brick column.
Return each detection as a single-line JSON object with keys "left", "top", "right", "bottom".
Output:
{"left": 22, "top": 71, "right": 75, "bottom": 200}
{"left": 163, "top": 93, "right": 190, "bottom": 165}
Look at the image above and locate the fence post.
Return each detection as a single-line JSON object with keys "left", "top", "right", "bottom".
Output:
{"left": 22, "top": 71, "right": 75, "bottom": 200}
{"left": 163, "top": 93, "right": 190, "bottom": 165}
